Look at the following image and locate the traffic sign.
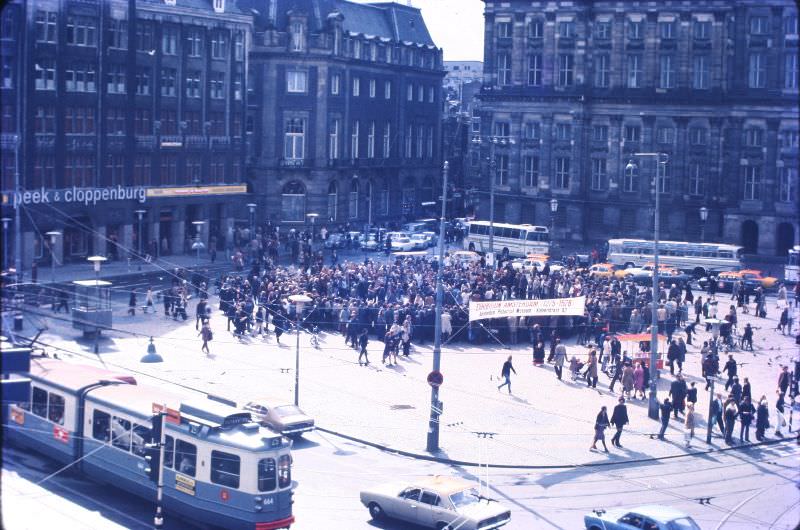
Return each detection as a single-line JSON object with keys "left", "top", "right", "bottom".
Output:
{"left": 427, "top": 371, "right": 444, "bottom": 388}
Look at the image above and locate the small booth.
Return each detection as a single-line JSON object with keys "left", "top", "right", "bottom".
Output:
{"left": 71, "top": 279, "right": 113, "bottom": 338}
{"left": 615, "top": 333, "right": 668, "bottom": 369}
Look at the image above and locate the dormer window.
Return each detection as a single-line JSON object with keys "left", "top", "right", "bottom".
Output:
{"left": 164, "top": 0, "right": 176, "bottom": 6}
{"left": 291, "top": 21, "right": 305, "bottom": 52}
{"left": 213, "top": 0, "right": 224, "bottom": 14}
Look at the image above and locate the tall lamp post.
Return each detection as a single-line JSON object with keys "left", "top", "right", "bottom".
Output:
{"left": 2, "top": 217, "right": 12, "bottom": 271}
{"left": 625, "top": 152, "right": 668, "bottom": 420}
{"left": 87, "top": 255, "right": 107, "bottom": 354}
{"left": 699, "top": 206, "right": 709, "bottom": 243}
{"left": 306, "top": 213, "right": 319, "bottom": 249}
{"left": 549, "top": 199, "right": 559, "bottom": 256}
{"left": 288, "top": 294, "right": 312, "bottom": 406}
{"left": 471, "top": 134, "right": 515, "bottom": 261}
{"left": 426, "top": 160, "right": 448, "bottom": 453}
{"left": 191, "top": 221, "right": 205, "bottom": 266}
{"left": 45, "top": 231, "right": 61, "bottom": 284}
{"left": 135, "top": 209, "right": 147, "bottom": 269}
{"left": 246, "top": 203, "right": 257, "bottom": 238}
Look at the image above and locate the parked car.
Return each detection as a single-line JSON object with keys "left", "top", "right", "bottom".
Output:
{"left": 362, "top": 233, "right": 380, "bottom": 251}
{"left": 699, "top": 269, "right": 780, "bottom": 293}
{"left": 617, "top": 263, "right": 691, "bottom": 284}
{"left": 360, "top": 475, "right": 511, "bottom": 530}
{"left": 421, "top": 231, "right": 438, "bottom": 247}
{"left": 391, "top": 236, "right": 416, "bottom": 252}
{"left": 589, "top": 263, "right": 618, "bottom": 279}
{"left": 450, "top": 250, "right": 482, "bottom": 265}
{"left": 242, "top": 401, "right": 315, "bottom": 438}
{"left": 410, "top": 233, "right": 430, "bottom": 250}
{"left": 584, "top": 505, "right": 701, "bottom": 530}
{"left": 323, "top": 233, "right": 345, "bottom": 249}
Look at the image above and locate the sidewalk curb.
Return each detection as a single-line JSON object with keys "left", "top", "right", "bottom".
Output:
{"left": 315, "top": 426, "right": 796, "bottom": 469}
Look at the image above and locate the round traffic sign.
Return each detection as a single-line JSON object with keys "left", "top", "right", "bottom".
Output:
{"left": 427, "top": 370, "right": 444, "bottom": 387}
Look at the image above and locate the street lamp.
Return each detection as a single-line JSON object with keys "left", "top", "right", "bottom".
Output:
{"left": 2, "top": 217, "right": 12, "bottom": 271}
{"left": 288, "top": 293, "right": 312, "bottom": 407}
{"left": 549, "top": 198, "right": 559, "bottom": 256}
{"left": 699, "top": 206, "right": 709, "bottom": 243}
{"left": 191, "top": 221, "right": 205, "bottom": 266}
{"left": 45, "top": 231, "right": 61, "bottom": 284}
{"left": 625, "top": 152, "right": 668, "bottom": 421}
{"left": 87, "top": 255, "right": 107, "bottom": 354}
{"left": 306, "top": 213, "right": 319, "bottom": 248}
{"left": 246, "top": 203, "right": 257, "bottom": 238}
{"left": 134, "top": 209, "right": 147, "bottom": 269}
{"left": 471, "top": 134, "right": 515, "bottom": 261}
{"left": 427, "top": 161, "right": 448, "bottom": 453}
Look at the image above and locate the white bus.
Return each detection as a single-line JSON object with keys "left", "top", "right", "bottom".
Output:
{"left": 464, "top": 221, "right": 550, "bottom": 257}
{"left": 785, "top": 245, "right": 799, "bottom": 284}
{"left": 607, "top": 238, "right": 743, "bottom": 276}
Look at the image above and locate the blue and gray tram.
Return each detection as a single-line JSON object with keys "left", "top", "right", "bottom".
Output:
{"left": 3, "top": 358, "right": 295, "bottom": 530}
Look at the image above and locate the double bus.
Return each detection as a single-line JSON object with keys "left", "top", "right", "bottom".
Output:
{"left": 607, "top": 238, "right": 743, "bottom": 276}
{"left": 464, "top": 221, "right": 550, "bottom": 257}
{"left": 786, "top": 245, "right": 799, "bottom": 284}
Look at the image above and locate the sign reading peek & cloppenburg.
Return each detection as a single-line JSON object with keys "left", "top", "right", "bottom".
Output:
{"left": 468, "top": 296, "right": 586, "bottom": 322}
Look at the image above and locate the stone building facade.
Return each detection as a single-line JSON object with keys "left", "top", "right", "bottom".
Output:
{"left": 472, "top": 0, "right": 798, "bottom": 256}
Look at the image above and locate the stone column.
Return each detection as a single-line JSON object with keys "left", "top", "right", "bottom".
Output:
{"left": 94, "top": 225, "right": 107, "bottom": 258}
{"left": 121, "top": 223, "right": 134, "bottom": 259}
{"left": 172, "top": 206, "right": 185, "bottom": 255}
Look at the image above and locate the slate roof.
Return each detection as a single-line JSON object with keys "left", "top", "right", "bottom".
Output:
{"left": 139, "top": 0, "right": 249, "bottom": 16}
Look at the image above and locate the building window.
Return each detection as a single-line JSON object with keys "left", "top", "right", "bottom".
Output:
{"left": 210, "top": 160, "right": 225, "bottom": 183}
{"left": 34, "top": 106, "right": 56, "bottom": 134}
{"left": 591, "top": 158, "right": 607, "bottom": 191}
{"left": 233, "top": 69, "right": 243, "bottom": 100}
{"left": 689, "top": 127, "right": 707, "bottom": 145}
{"left": 745, "top": 128, "right": 764, "bottom": 147}
{"left": 659, "top": 20, "right": 676, "bottom": 39}
{"left": 133, "top": 155, "right": 151, "bottom": 186}
{"left": 65, "top": 107, "right": 96, "bottom": 134}
{"left": 528, "top": 19, "right": 543, "bottom": 38}
{"left": 749, "top": 53, "right": 766, "bottom": 88}
{"left": 558, "top": 54, "right": 574, "bottom": 86}
{"left": 524, "top": 122, "right": 540, "bottom": 140}
{"left": 65, "top": 155, "right": 94, "bottom": 187}
{"left": 327, "top": 182, "right": 338, "bottom": 221}
{"left": 527, "top": 54, "right": 542, "bottom": 86}
{"left": 284, "top": 118, "right": 305, "bottom": 160}
{"left": 35, "top": 11, "right": 57, "bottom": 43}
{"left": 427, "top": 126, "right": 434, "bottom": 158}
{"left": 67, "top": 16, "right": 97, "bottom": 46}
{"left": 353, "top": 39, "right": 362, "bottom": 59}
{"left": 785, "top": 53, "right": 798, "bottom": 89}
{"left": 287, "top": 71, "right": 307, "bottom": 93}
{"left": 349, "top": 180, "right": 359, "bottom": 219}
{"left": 33, "top": 156, "right": 56, "bottom": 188}
{"left": 281, "top": 181, "right": 306, "bottom": 222}
{"left": 417, "top": 85, "right": 424, "bottom": 102}
{"left": 657, "top": 127, "right": 675, "bottom": 144}
{"left": 595, "top": 54, "right": 610, "bottom": 88}
{"left": 407, "top": 84, "right": 413, "bottom": 101}
{"left": 351, "top": 120, "right": 360, "bottom": 159}
{"left": 290, "top": 21, "right": 304, "bottom": 52}
{"left": 369, "top": 79, "right": 376, "bottom": 98}
{"left": 779, "top": 167, "right": 797, "bottom": 203}
{"left": 331, "top": 73, "right": 340, "bottom": 95}
{"left": 186, "top": 29, "right": 202, "bottom": 57}
{"left": 494, "top": 154, "right": 509, "bottom": 185}
{"left": 34, "top": 60, "right": 56, "bottom": 90}
{"left": 693, "top": 20, "right": 711, "bottom": 40}
{"left": 367, "top": 121, "right": 375, "bottom": 158}
{"left": 623, "top": 164, "right": 638, "bottom": 192}
{"left": 785, "top": 15, "right": 799, "bottom": 35}
{"left": 66, "top": 63, "right": 97, "bottom": 93}
{"left": 160, "top": 110, "right": 177, "bottom": 135}
{"left": 497, "top": 53, "right": 511, "bottom": 86}
{"left": 558, "top": 20, "right": 575, "bottom": 38}
{"left": 1, "top": 59, "right": 12, "bottom": 89}
{"left": 523, "top": 155, "right": 539, "bottom": 187}
{"left": 160, "top": 155, "right": 178, "bottom": 185}
{"left": 624, "top": 125, "right": 641, "bottom": 142}
{"left": 749, "top": 16, "right": 769, "bottom": 35}
{"left": 162, "top": 26, "right": 178, "bottom": 55}
{"left": 656, "top": 162, "right": 671, "bottom": 193}
{"left": 554, "top": 157, "right": 570, "bottom": 189}
{"left": 135, "top": 68, "right": 150, "bottom": 96}
{"left": 329, "top": 119, "right": 340, "bottom": 160}
{"left": 106, "top": 108, "right": 125, "bottom": 135}
{"left": 136, "top": 21, "right": 154, "bottom": 52}
{"left": 106, "top": 64, "right": 126, "bottom": 94}
{"left": 405, "top": 124, "right": 412, "bottom": 157}
{"left": 493, "top": 122, "right": 510, "bottom": 137}
{"left": 211, "top": 31, "right": 228, "bottom": 60}
{"left": 659, "top": 55, "right": 675, "bottom": 89}
{"left": 743, "top": 166, "right": 762, "bottom": 200}
{"left": 497, "top": 21, "right": 512, "bottom": 38}
{"left": 628, "top": 20, "right": 643, "bottom": 39}
{"left": 133, "top": 109, "right": 151, "bottom": 135}
{"left": 780, "top": 130, "right": 799, "bottom": 148}
{"left": 210, "top": 72, "right": 226, "bottom": 99}
{"left": 593, "top": 125, "right": 608, "bottom": 141}
{"left": 383, "top": 122, "right": 391, "bottom": 158}
{"left": 234, "top": 32, "right": 245, "bottom": 60}
{"left": 688, "top": 163, "right": 705, "bottom": 196}
{"left": 595, "top": 21, "right": 611, "bottom": 40}
{"left": 352, "top": 76, "right": 360, "bottom": 96}
{"left": 384, "top": 80, "right": 391, "bottom": 99}
{"left": 416, "top": 125, "right": 424, "bottom": 157}
{"left": 556, "top": 123, "right": 571, "bottom": 141}
{"left": 161, "top": 68, "right": 176, "bottom": 97}
{"left": 692, "top": 55, "right": 710, "bottom": 90}
{"left": 428, "top": 86, "right": 435, "bottom": 103}
{"left": 627, "top": 54, "right": 643, "bottom": 88}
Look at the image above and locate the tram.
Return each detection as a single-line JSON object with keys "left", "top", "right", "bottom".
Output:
{"left": 3, "top": 358, "right": 295, "bottom": 530}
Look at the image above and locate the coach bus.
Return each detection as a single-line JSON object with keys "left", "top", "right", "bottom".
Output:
{"left": 607, "top": 238, "right": 743, "bottom": 276}
{"left": 464, "top": 221, "right": 550, "bottom": 257}
{"left": 786, "top": 245, "right": 799, "bottom": 284}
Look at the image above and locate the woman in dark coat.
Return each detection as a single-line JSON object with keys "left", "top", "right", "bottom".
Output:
{"left": 755, "top": 396, "right": 770, "bottom": 441}
{"left": 591, "top": 406, "right": 610, "bottom": 452}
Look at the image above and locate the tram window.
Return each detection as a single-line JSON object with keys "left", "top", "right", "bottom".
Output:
{"left": 175, "top": 439, "right": 197, "bottom": 477}
{"left": 48, "top": 393, "right": 65, "bottom": 425}
{"left": 32, "top": 387, "right": 48, "bottom": 417}
{"left": 509, "top": 229, "right": 520, "bottom": 239}
{"left": 211, "top": 450, "right": 241, "bottom": 489}
{"left": 164, "top": 435, "right": 174, "bottom": 468}
{"left": 111, "top": 416, "right": 132, "bottom": 451}
{"left": 92, "top": 410, "right": 111, "bottom": 442}
{"left": 278, "top": 454, "right": 292, "bottom": 488}
{"left": 258, "top": 458, "right": 277, "bottom": 492}
{"left": 131, "top": 424, "right": 150, "bottom": 457}
{"left": 719, "top": 251, "right": 732, "bottom": 258}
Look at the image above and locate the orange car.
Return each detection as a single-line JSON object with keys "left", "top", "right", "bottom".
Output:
{"left": 589, "top": 263, "right": 617, "bottom": 278}
{"left": 714, "top": 269, "right": 778, "bottom": 292}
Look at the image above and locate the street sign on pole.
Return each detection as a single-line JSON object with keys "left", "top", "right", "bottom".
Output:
{"left": 427, "top": 371, "right": 444, "bottom": 388}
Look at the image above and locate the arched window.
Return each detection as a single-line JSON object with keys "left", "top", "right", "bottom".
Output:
{"left": 623, "top": 165, "right": 638, "bottom": 193}
{"left": 348, "top": 179, "right": 359, "bottom": 219}
{"left": 281, "top": 180, "right": 305, "bottom": 222}
{"left": 327, "top": 181, "right": 338, "bottom": 221}
{"left": 378, "top": 179, "right": 390, "bottom": 216}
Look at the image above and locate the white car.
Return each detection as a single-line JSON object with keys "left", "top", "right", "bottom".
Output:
{"left": 360, "top": 476, "right": 511, "bottom": 530}
{"left": 242, "top": 401, "right": 315, "bottom": 438}
{"left": 390, "top": 233, "right": 416, "bottom": 251}
{"left": 421, "top": 231, "right": 438, "bottom": 247}
{"left": 362, "top": 234, "right": 380, "bottom": 251}
{"left": 410, "top": 233, "right": 430, "bottom": 250}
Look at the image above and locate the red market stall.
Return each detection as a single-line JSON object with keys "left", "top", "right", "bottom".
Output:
{"left": 615, "top": 333, "right": 668, "bottom": 369}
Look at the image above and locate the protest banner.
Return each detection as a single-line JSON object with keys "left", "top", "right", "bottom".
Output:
{"left": 468, "top": 296, "right": 586, "bottom": 322}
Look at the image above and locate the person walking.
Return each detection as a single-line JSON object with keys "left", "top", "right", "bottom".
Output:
{"left": 669, "top": 374, "right": 688, "bottom": 419}
{"left": 777, "top": 365, "right": 791, "bottom": 396}
{"left": 711, "top": 393, "right": 725, "bottom": 437}
{"left": 497, "top": 355, "right": 516, "bottom": 394}
{"left": 724, "top": 354, "right": 738, "bottom": 391}
{"left": 738, "top": 396, "right": 755, "bottom": 443}
{"left": 684, "top": 402, "right": 696, "bottom": 448}
{"left": 608, "top": 359, "right": 624, "bottom": 393}
{"left": 144, "top": 286, "right": 154, "bottom": 314}
{"left": 591, "top": 406, "right": 610, "bottom": 452}
{"left": 553, "top": 339, "right": 566, "bottom": 380}
{"left": 724, "top": 400, "right": 738, "bottom": 445}
{"left": 128, "top": 289, "right": 137, "bottom": 316}
{"left": 358, "top": 328, "right": 369, "bottom": 366}
{"left": 610, "top": 397, "right": 629, "bottom": 448}
{"left": 199, "top": 321, "right": 212, "bottom": 355}
{"left": 755, "top": 396, "right": 770, "bottom": 441}
{"left": 658, "top": 398, "right": 672, "bottom": 440}
{"left": 196, "top": 298, "right": 208, "bottom": 330}
{"left": 633, "top": 362, "right": 645, "bottom": 400}
{"left": 621, "top": 363, "right": 635, "bottom": 399}
{"left": 774, "top": 391, "right": 786, "bottom": 438}
{"left": 586, "top": 350, "right": 599, "bottom": 389}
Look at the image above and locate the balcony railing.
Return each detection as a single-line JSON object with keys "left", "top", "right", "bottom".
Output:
{"left": 0, "top": 133, "right": 20, "bottom": 149}
{"left": 135, "top": 135, "right": 156, "bottom": 149}
{"left": 66, "top": 134, "right": 96, "bottom": 151}
{"left": 185, "top": 135, "right": 207, "bottom": 148}
{"left": 159, "top": 135, "right": 183, "bottom": 147}
{"left": 210, "top": 136, "right": 230, "bottom": 148}
{"left": 34, "top": 134, "right": 55, "bottom": 150}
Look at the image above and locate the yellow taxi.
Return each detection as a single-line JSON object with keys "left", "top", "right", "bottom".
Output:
{"left": 589, "top": 263, "right": 617, "bottom": 278}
